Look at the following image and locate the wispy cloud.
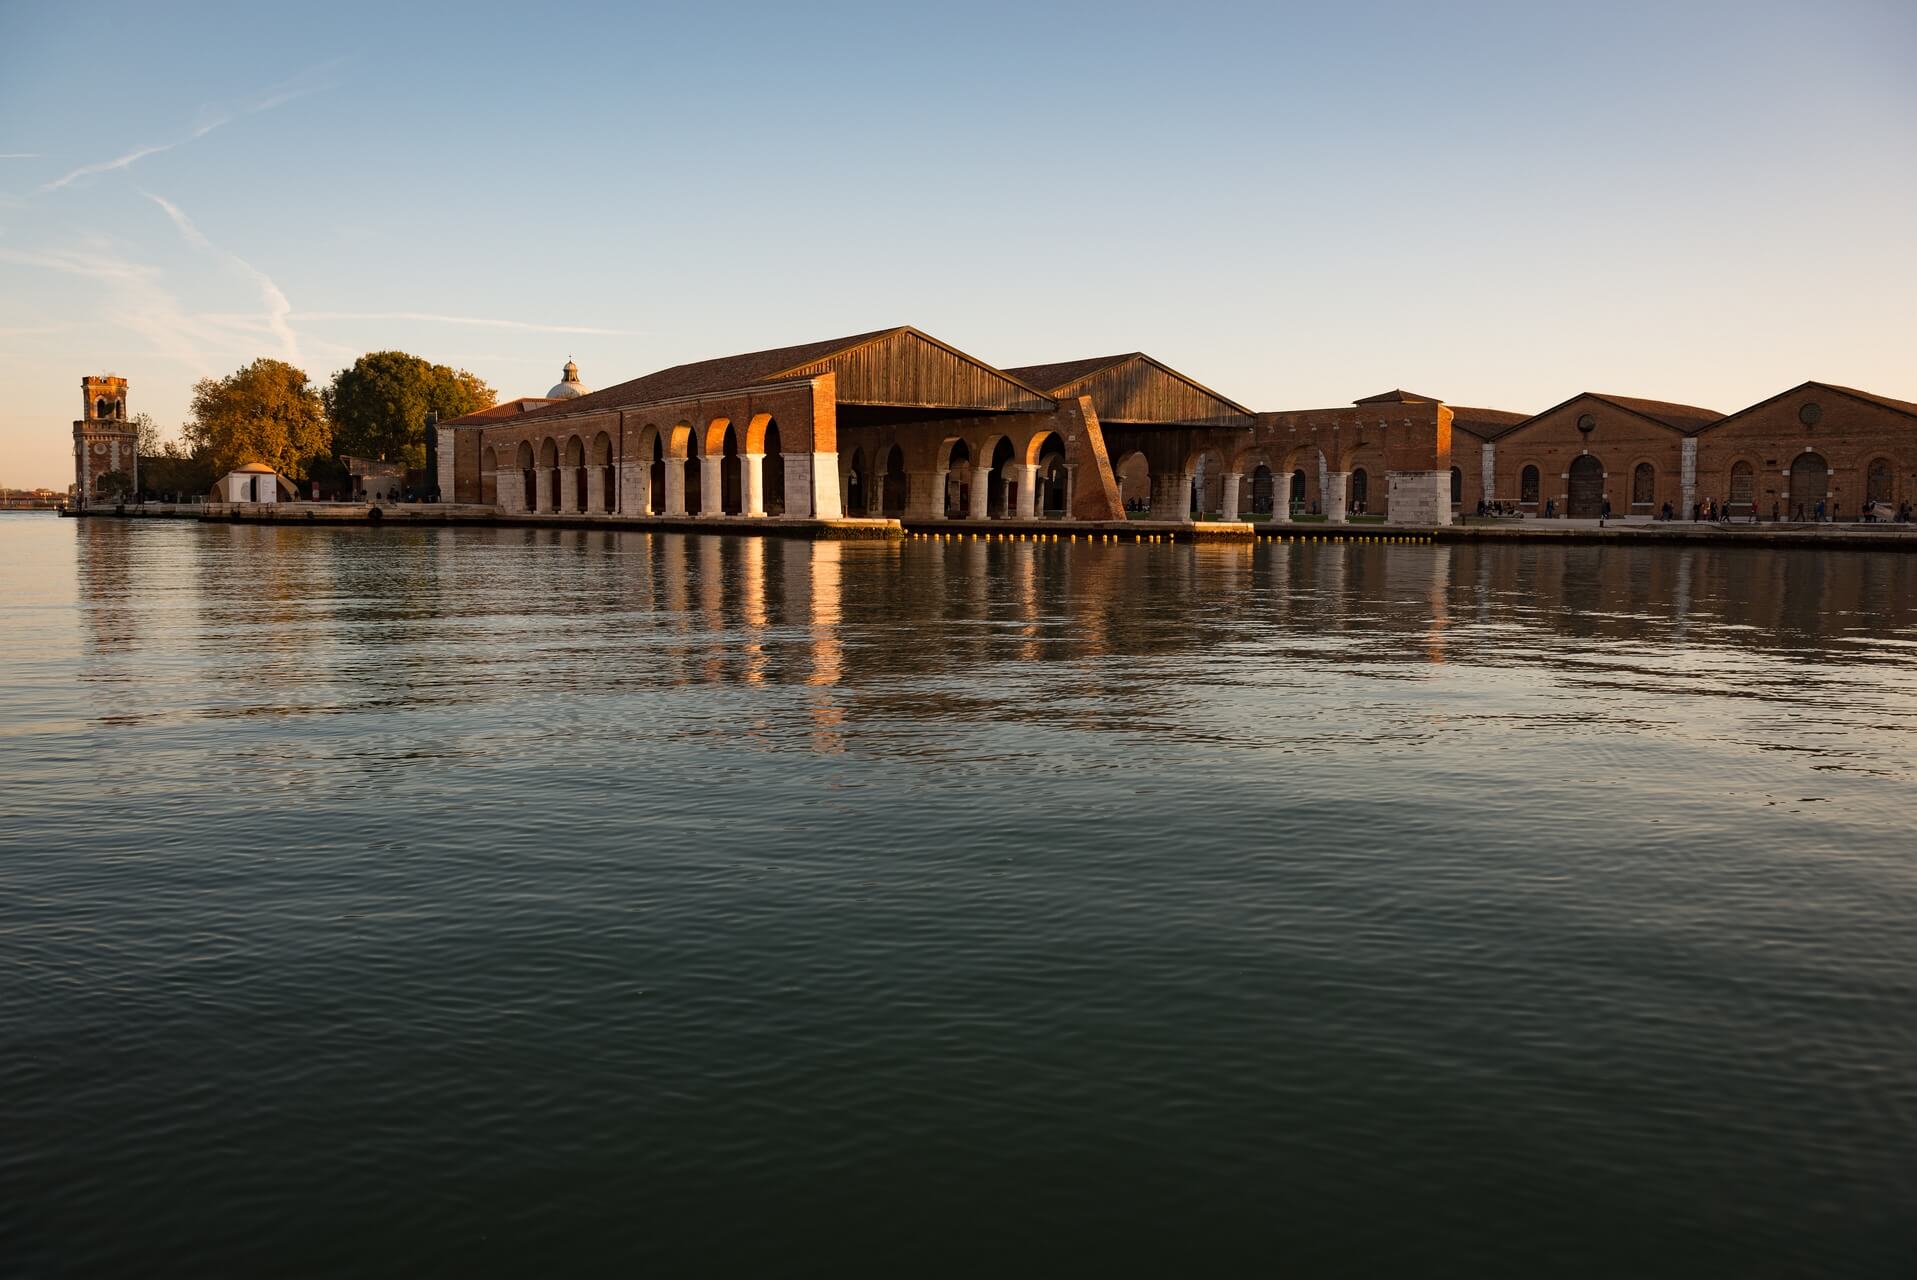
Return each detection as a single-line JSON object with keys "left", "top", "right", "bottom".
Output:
{"left": 36, "top": 59, "right": 343, "bottom": 194}
{"left": 0, "top": 153, "right": 38, "bottom": 160}
{"left": 295, "top": 311, "right": 642, "bottom": 336}
{"left": 146, "top": 192, "right": 301, "bottom": 364}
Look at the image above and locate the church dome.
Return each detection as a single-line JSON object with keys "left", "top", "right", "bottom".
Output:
{"left": 547, "top": 359, "right": 589, "bottom": 399}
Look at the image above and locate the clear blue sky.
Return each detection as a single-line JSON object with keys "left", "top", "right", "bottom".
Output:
{"left": 2, "top": 0, "right": 1913, "bottom": 487}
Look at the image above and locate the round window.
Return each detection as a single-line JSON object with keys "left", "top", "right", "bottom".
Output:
{"left": 1799, "top": 403, "right": 1822, "bottom": 426}
{"left": 1576, "top": 413, "right": 1596, "bottom": 433}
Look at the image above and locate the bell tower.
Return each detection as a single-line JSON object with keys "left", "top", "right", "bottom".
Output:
{"left": 73, "top": 375, "right": 137, "bottom": 507}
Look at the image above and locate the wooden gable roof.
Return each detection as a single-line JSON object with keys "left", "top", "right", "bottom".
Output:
{"left": 519, "top": 327, "right": 1054, "bottom": 422}
{"left": 1004, "top": 352, "right": 1253, "bottom": 426}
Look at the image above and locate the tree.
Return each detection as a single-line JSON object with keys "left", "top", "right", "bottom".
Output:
{"left": 141, "top": 439, "right": 218, "bottom": 500}
{"left": 183, "top": 358, "right": 330, "bottom": 479}
{"left": 324, "top": 351, "right": 494, "bottom": 470}
{"left": 131, "top": 411, "right": 165, "bottom": 458}
{"left": 94, "top": 470, "right": 133, "bottom": 500}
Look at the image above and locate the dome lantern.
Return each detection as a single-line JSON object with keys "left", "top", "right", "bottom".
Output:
{"left": 547, "top": 359, "right": 589, "bottom": 399}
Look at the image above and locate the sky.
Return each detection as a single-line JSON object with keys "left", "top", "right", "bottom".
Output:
{"left": 1, "top": 0, "right": 1913, "bottom": 488}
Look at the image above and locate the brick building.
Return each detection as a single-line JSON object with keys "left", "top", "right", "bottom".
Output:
{"left": 72, "top": 375, "right": 137, "bottom": 507}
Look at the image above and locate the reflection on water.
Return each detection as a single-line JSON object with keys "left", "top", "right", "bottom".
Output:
{"left": 5, "top": 515, "right": 1917, "bottom": 1276}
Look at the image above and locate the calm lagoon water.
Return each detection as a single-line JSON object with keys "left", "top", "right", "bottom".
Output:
{"left": 4, "top": 512, "right": 1915, "bottom": 1275}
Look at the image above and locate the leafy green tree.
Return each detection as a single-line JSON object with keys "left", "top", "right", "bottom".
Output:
{"left": 183, "top": 358, "right": 330, "bottom": 479}
{"left": 324, "top": 351, "right": 494, "bottom": 469}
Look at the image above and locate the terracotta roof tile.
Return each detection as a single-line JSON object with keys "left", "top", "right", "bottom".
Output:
{"left": 517, "top": 328, "right": 903, "bottom": 422}
{"left": 1587, "top": 394, "right": 1724, "bottom": 433}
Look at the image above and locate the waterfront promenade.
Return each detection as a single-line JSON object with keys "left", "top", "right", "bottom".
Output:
{"left": 63, "top": 501, "right": 1917, "bottom": 550}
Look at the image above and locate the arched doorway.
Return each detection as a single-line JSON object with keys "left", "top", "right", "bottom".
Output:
{"left": 1568, "top": 455, "right": 1604, "bottom": 518}
{"left": 878, "top": 444, "right": 906, "bottom": 516}
{"left": 480, "top": 446, "right": 498, "bottom": 505}
{"left": 1867, "top": 458, "right": 1893, "bottom": 508}
{"left": 539, "top": 438, "right": 560, "bottom": 511}
{"left": 1790, "top": 452, "right": 1829, "bottom": 518}
{"left": 1252, "top": 464, "right": 1274, "bottom": 515}
{"left": 988, "top": 438, "right": 1015, "bottom": 517}
{"left": 682, "top": 431, "right": 702, "bottom": 515}
{"left": 1349, "top": 468, "right": 1369, "bottom": 515}
{"left": 1289, "top": 469, "right": 1307, "bottom": 513}
{"left": 1730, "top": 460, "right": 1755, "bottom": 515}
{"left": 762, "top": 420, "right": 786, "bottom": 516}
{"left": 518, "top": 441, "right": 536, "bottom": 511}
{"left": 945, "top": 439, "right": 970, "bottom": 517}
{"left": 1519, "top": 464, "right": 1540, "bottom": 509}
{"left": 1632, "top": 462, "right": 1655, "bottom": 512}
{"left": 565, "top": 436, "right": 587, "bottom": 511}
{"left": 719, "top": 423, "right": 742, "bottom": 515}
{"left": 1034, "top": 434, "right": 1067, "bottom": 515}
{"left": 648, "top": 433, "right": 666, "bottom": 514}
{"left": 1450, "top": 466, "right": 1462, "bottom": 507}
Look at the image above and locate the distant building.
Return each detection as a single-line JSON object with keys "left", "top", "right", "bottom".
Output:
{"left": 73, "top": 375, "right": 138, "bottom": 506}
{"left": 434, "top": 361, "right": 577, "bottom": 502}
{"left": 212, "top": 463, "right": 296, "bottom": 504}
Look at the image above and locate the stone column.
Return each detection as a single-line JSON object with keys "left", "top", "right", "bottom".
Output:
{"left": 497, "top": 470, "right": 524, "bottom": 513}
{"left": 436, "top": 431, "right": 457, "bottom": 501}
{"left": 619, "top": 462, "right": 649, "bottom": 515}
{"left": 866, "top": 477, "right": 884, "bottom": 517}
{"left": 1480, "top": 442, "right": 1496, "bottom": 507}
{"left": 1680, "top": 437, "right": 1698, "bottom": 518}
{"left": 970, "top": 466, "right": 993, "bottom": 520}
{"left": 906, "top": 469, "right": 946, "bottom": 520}
{"left": 808, "top": 451, "right": 843, "bottom": 520}
{"left": 663, "top": 463, "right": 687, "bottom": 516}
{"left": 742, "top": 452, "right": 766, "bottom": 516}
{"left": 586, "top": 467, "right": 605, "bottom": 514}
{"left": 1386, "top": 472, "right": 1449, "bottom": 525}
{"left": 1064, "top": 464, "right": 1078, "bottom": 519}
{"left": 1150, "top": 469, "right": 1193, "bottom": 521}
{"left": 700, "top": 457, "right": 724, "bottom": 517}
{"left": 1012, "top": 463, "right": 1039, "bottom": 518}
{"left": 1220, "top": 471, "right": 1243, "bottom": 522}
{"left": 1323, "top": 471, "right": 1350, "bottom": 523}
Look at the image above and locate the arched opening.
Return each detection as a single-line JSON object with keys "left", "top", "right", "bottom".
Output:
{"left": 1289, "top": 469, "right": 1307, "bottom": 513}
{"left": 988, "top": 437, "right": 1015, "bottom": 517}
{"left": 719, "top": 423, "right": 742, "bottom": 515}
{"left": 1790, "top": 452, "right": 1829, "bottom": 519}
{"left": 682, "top": 441, "right": 702, "bottom": 515}
{"left": 1032, "top": 433, "right": 1067, "bottom": 516}
{"left": 248, "top": 475, "right": 259, "bottom": 502}
{"left": 1118, "top": 452, "right": 1150, "bottom": 514}
{"left": 944, "top": 439, "right": 970, "bottom": 516}
{"left": 1349, "top": 468, "right": 1369, "bottom": 515}
{"left": 480, "top": 446, "right": 498, "bottom": 505}
{"left": 1867, "top": 458, "right": 1893, "bottom": 507}
{"left": 517, "top": 441, "right": 536, "bottom": 511}
{"left": 881, "top": 444, "right": 907, "bottom": 517}
{"left": 1449, "top": 466, "right": 1463, "bottom": 506}
{"left": 1251, "top": 464, "right": 1274, "bottom": 514}
{"left": 94, "top": 397, "right": 109, "bottom": 419}
{"left": 539, "top": 438, "right": 560, "bottom": 512}
{"left": 1730, "top": 460, "right": 1755, "bottom": 515}
{"left": 1632, "top": 462, "right": 1655, "bottom": 511}
{"left": 762, "top": 418, "right": 786, "bottom": 516}
{"left": 565, "top": 436, "right": 587, "bottom": 512}
{"left": 1567, "top": 455, "right": 1604, "bottom": 518}
{"left": 592, "top": 432, "right": 615, "bottom": 512}
{"left": 648, "top": 432, "right": 666, "bottom": 514}
{"left": 845, "top": 447, "right": 867, "bottom": 515}
{"left": 1520, "top": 464, "right": 1541, "bottom": 509}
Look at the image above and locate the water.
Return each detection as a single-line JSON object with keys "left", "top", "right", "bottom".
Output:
{"left": 4, "top": 513, "right": 1915, "bottom": 1276}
